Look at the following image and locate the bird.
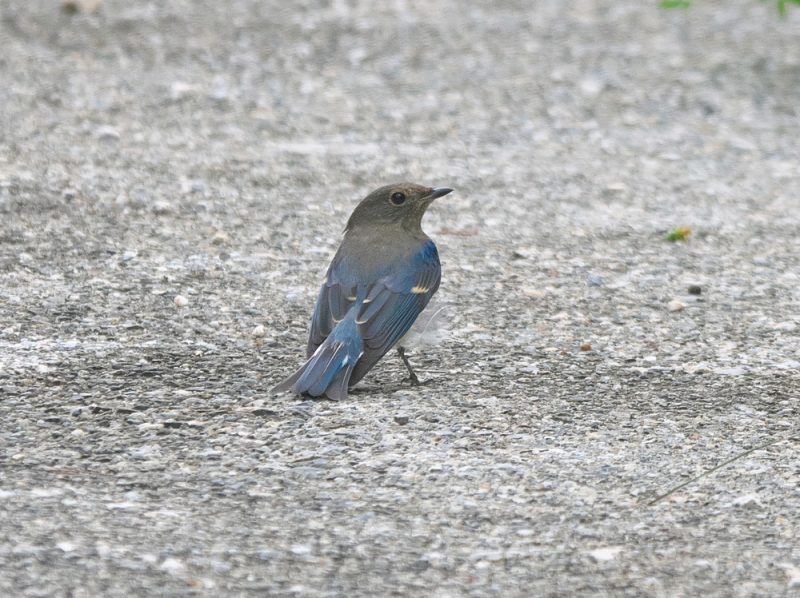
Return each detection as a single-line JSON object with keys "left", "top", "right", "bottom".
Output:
{"left": 273, "top": 183, "right": 453, "bottom": 400}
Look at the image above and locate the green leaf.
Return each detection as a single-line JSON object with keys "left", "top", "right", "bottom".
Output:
{"left": 660, "top": 0, "right": 691, "bottom": 8}
{"left": 665, "top": 227, "right": 692, "bottom": 242}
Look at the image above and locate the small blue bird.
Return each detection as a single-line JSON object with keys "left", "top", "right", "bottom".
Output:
{"left": 273, "top": 183, "right": 453, "bottom": 400}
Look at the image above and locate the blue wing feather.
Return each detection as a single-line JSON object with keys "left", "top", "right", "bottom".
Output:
{"left": 349, "top": 241, "right": 440, "bottom": 385}
{"left": 307, "top": 280, "right": 355, "bottom": 357}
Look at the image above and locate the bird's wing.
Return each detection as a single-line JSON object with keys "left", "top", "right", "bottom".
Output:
{"left": 307, "top": 278, "right": 357, "bottom": 357}
{"left": 349, "top": 242, "right": 441, "bottom": 385}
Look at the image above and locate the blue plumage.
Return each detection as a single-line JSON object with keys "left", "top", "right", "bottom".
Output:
{"left": 273, "top": 183, "right": 452, "bottom": 400}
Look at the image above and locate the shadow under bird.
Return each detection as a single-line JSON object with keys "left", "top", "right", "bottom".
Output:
{"left": 273, "top": 183, "right": 453, "bottom": 400}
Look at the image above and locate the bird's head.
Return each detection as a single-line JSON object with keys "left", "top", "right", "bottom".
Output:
{"left": 345, "top": 183, "right": 453, "bottom": 233}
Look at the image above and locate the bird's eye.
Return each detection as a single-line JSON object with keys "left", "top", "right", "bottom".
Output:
{"left": 390, "top": 192, "right": 406, "bottom": 206}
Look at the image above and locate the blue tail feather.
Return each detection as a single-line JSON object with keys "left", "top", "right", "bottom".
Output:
{"left": 273, "top": 317, "right": 362, "bottom": 400}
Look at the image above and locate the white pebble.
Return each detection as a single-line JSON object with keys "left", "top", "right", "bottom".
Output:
{"left": 290, "top": 544, "right": 312, "bottom": 556}
{"left": 170, "top": 81, "right": 197, "bottom": 101}
{"left": 588, "top": 546, "right": 623, "bottom": 562}
{"left": 523, "top": 288, "right": 546, "bottom": 298}
{"left": 732, "top": 494, "right": 761, "bottom": 508}
{"left": 604, "top": 181, "right": 628, "bottom": 193}
{"left": 56, "top": 541, "right": 77, "bottom": 553}
{"left": 95, "top": 125, "right": 120, "bottom": 141}
{"left": 579, "top": 75, "right": 605, "bottom": 97}
{"left": 173, "top": 295, "right": 188, "bottom": 308}
{"left": 159, "top": 557, "right": 186, "bottom": 575}
{"left": 667, "top": 299, "right": 686, "bottom": 312}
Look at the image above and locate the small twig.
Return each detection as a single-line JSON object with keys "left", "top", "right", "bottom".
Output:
{"left": 647, "top": 437, "right": 788, "bottom": 506}
{"left": 410, "top": 369, "right": 457, "bottom": 374}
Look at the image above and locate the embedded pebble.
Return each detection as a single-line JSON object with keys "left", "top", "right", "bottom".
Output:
{"left": 588, "top": 546, "right": 623, "bottom": 562}
{"left": 731, "top": 494, "right": 762, "bottom": 508}
{"left": 61, "top": 0, "right": 102, "bottom": 12}
{"left": 587, "top": 274, "right": 604, "bottom": 287}
{"left": 212, "top": 231, "right": 231, "bottom": 246}
{"left": 159, "top": 558, "right": 187, "bottom": 575}
{"left": 95, "top": 125, "right": 120, "bottom": 141}
{"left": 523, "top": 288, "right": 546, "bottom": 298}
{"left": 603, "top": 182, "right": 628, "bottom": 195}
{"left": 667, "top": 299, "right": 686, "bottom": 312}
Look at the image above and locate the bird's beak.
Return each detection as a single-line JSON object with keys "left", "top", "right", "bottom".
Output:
{"left": 427, "top": 187, "right": 453, "bottom": 200}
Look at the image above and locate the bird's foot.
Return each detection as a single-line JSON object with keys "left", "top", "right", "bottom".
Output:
{"left": 397, "top": 346, "right": 424, "bottom": 387}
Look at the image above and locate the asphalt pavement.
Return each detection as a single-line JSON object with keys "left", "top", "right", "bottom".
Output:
{"left": 1, "top": 1, "right": 799, "bottom": 596}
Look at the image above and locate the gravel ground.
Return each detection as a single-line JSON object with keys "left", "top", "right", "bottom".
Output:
{"left": 2, "top": 0, "right": 800, "bottom": 596}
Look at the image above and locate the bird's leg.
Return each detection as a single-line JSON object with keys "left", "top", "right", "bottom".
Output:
{"left": 396, "top": 346, "right": 421, "bottom": 386}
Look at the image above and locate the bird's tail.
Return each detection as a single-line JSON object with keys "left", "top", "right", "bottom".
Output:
{"left": 273, "top": 319, "right": 363, "bottom": 400}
